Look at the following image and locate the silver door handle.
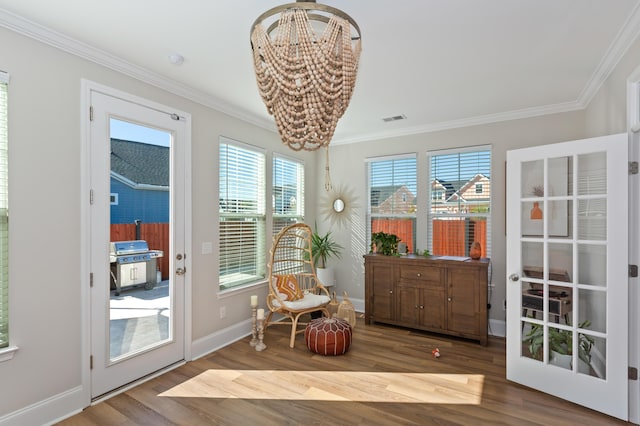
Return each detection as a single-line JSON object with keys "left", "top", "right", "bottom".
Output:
{"left": 176, "top": 267, "right": 186, "bottom": 276}
{"left": 509, "top": 273, "right": 520, "bottom": 282}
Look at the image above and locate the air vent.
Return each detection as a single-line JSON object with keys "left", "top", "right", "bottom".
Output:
{"left": 382, "top": 114, "right": 407, "bottom": 122}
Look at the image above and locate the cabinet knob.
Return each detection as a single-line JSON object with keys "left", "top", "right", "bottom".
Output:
{"left": 389, "top": 290, "right": 393, "bottom": 294}
{"left": 448, "top": 297, "right": 452, "bottom": 302}
{"left": 420, "top": 305, "right": 424, "bottom": 309}
{"left": 417, "top": 273, "right": 421, "bottom": 277}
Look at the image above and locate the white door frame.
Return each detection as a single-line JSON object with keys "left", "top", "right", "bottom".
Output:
{"left": 80, "top": 80, "right": 192, "bottom": 406}
{"left": 626, "top": 67, "right": 640, "bottom": 425}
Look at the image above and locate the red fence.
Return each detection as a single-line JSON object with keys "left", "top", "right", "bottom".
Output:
{"left": 432, "top": 219, "right": 487, "bottom": 257}
{"left": 371, "top": 218, "right": 487, "bottom": 257}
{"left": 111, "top": 223, "right": 169, "bottom": 279}
{"left": 371, "top": 218, "right": 415, "bottom": 253}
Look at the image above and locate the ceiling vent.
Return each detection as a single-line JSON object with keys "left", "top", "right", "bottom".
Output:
{"left": 382, "top": 114, "right": 407, "bottom": 122}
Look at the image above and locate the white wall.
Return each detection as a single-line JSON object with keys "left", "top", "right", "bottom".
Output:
{"left": 0, "top": 25, "right": 317, "bottom": 422}
{"left": 317, "top": 111, "right": 587, "bottom": 326}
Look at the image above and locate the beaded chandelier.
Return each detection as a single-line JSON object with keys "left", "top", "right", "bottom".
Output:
{"left": 250, "top": 1, "right": 362, "bottom": 151}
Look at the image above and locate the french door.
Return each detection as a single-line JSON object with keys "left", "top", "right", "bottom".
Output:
{"left": 88, "top": 87, "right": 188, "bottom": 399}
{"left": 506, "top": 133, "right": 628, "bottom": 420}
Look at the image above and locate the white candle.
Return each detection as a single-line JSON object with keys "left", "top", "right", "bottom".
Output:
{"left": 257, "top": 308, "right": 265, "bottom": 320}
{"left": 250, "top": 295, "right": 258, "bottom": 307}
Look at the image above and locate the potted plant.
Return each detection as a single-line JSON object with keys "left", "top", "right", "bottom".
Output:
{"left": 370, "top": 231, "right": 400, "bottom": 255}
{"left": 311, "top": 225, "right": 343, "bottom": 287}
{"left": 522, "top": 320, "right": 594, "bottom": 370}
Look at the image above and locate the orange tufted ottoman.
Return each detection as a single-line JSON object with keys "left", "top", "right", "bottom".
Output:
{"left": 305, "top": 317, "right": 352, "bottom": 355}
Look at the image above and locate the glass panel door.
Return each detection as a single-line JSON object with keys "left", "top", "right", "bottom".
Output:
{"left": 506, "top": 134, "right": 628, "bottom": 420}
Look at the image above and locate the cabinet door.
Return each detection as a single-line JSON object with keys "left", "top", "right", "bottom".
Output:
{"left": 447, "top": 267, "right": 480, "bottom": 335}
{"left": 422, "top": 287, "right": 445, "bottom": 330}
{"left": 371, "top": 262, "right": 394, "bottom": 321}
{"left": 397, "top": 284, "right": 420, "bottom": 325}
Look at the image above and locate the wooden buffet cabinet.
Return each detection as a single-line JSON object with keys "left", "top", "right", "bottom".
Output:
{"left": 364, "top": 254, "right": 489, "bottom": 345}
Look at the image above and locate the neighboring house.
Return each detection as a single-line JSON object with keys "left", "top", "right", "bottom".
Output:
{"left": 370, "top": 185, "right": 416, "bottom": 214}
{"left": 431, "top": 174, "right": 491, "bottom": 214}
{"left": 110, "top": 138, "right": 170, "bottom": 224}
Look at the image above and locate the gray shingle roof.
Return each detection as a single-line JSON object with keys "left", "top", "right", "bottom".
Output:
{"left": 110, "top": 138, "right": 169, "bottom": 187}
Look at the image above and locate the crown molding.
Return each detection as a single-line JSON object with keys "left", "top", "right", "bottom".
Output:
{"left": 577, "top": 1, "right": 640, "bottom": 107}
{"left": 332, "top": 100, "right": 583, "bottom": 145}
{"left": 0, "top": 7, "right": 277, "bottom": 134}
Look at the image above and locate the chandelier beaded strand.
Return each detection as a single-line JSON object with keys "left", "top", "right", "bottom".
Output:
{"left": 251, "top": 1, "right": 361, "bottom": 151}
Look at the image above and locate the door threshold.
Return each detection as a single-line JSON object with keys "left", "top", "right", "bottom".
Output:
{"left": 91, "top": 359, "right": 185, "bottom": 405}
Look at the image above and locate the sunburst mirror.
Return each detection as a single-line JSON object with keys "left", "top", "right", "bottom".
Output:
{"left": 320, "top": 184, "right": 359, "bottom": 229}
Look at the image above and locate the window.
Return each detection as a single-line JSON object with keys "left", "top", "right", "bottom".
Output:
{"left": 272, "top": 154, "right": 304, "bottom": 235}
{"left": 0, "top": 72, "right": 8, "bottom": 349}
{"left": 367, "top": 155, "right": 417, "bottom": 253}
{"left": 428, "top": 146, "right": 491, "bottom": 258}
{"left": 219, "top": 138, "right": 266, "bottom": 290}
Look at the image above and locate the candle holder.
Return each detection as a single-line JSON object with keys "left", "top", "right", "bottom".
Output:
{"left": 255, "top": 318, "right": 267, "bottom": 352}
{"left": 249, "top": 306, "right": 258, "bottom": 347}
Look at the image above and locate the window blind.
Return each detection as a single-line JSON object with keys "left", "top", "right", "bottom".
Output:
{"left": 428, "top": 147, "right": 492, "bottom": 258}
{"left": 219, "top": 139, "right": 266, "bottom": 289}
{"left": 272, "top": 154, "right": 304, "bottom": 236}
{"left": 367, "top": 155, "right": 417, "bottom": 253}
{"left": 0, "top": 74, "right": 8, "bottom": 348}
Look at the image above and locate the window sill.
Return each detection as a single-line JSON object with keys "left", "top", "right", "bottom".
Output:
{"left": 0, "top": 345, "right": 19, "bottom": 363}
{"left": 218, "top": 280, "right": 268, "bottom": 299}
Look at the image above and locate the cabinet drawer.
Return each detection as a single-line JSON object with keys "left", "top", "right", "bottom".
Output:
{"left": 399, "top": 266, "right": 441, "bottom": 283}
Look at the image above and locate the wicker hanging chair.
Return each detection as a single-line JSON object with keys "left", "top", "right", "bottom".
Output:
{"left": 265, "top": 223, "right": 331, "bottom": 348}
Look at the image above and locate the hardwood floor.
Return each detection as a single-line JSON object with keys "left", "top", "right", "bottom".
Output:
{"left": 59, "top": 318, "right": 629, "bottom": 425}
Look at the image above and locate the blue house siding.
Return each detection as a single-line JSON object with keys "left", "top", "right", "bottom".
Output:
{"left": 110, "top": 178, "right": 169, "bottom": 224}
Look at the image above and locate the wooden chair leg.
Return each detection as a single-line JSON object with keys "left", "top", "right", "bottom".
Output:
{"left": 289, "top": 314, "right": 301, "bottom": 348}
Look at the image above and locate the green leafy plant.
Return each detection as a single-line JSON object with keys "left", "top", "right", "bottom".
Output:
{"left": 523, "top": 320, "right": 594, "bottom": 364}
{"left": 311, "top": 226, "right": 343, "bottom": 269}
{"left": 421, "top": 249, "right": 431, "bottom": 256}
{"left": 370, "top": 231, "right": 400, "bottom": 256}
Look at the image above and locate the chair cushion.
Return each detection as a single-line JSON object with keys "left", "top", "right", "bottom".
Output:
{"left": 273, "top": 274, "right": 303, "bottom": 301}
{"left": 272, "top": 292, "right": 330, "bottom": 310}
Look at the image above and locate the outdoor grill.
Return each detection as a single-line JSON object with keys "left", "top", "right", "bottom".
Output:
{"left": 109, "top": 240, "right": 163, "bottom": 296}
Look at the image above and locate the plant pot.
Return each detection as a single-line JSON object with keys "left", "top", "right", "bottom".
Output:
{"left": 550, "top": 350, "right": 572, "bottom": 370}
{"left": 316, "top": 267, "right": 335, "bottom": 288}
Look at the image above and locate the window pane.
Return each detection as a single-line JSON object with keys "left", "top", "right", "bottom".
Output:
{"left": 272, "top": 155, "right": 304, "bottom": 236}
{"left": 428, "top": 148, "right": 491, "bottom": 257}
{"left": 368, "top": 156, "right": 417, "bottom": 253}
{"left": 0, "top": 76, "right": 8, "bottom": 348}
{"left": 219, "top": 140, "right": 266, "bottom": 289}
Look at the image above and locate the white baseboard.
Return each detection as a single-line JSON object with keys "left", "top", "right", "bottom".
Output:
{"left": 0, "top": 386, "right": 85, "bottom": 426}
{"left": 191, "top": 317, "right": 253, "bottom": 361}
{"left": 489, "top": 319, "right": 506, "bottom": 337}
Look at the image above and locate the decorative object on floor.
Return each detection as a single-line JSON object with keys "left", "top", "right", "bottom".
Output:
{"left": 432, "top": 348, "right": 441, "bottom": 359}
{"left": 249, "top": 302, "right": 258, "bottom": 348}
{"left": 255, "top": 308, "right": 267, "bottom": 351}
{"left": 265, "top": 223, "right": 331, "bottom": 348}
{"left": 305, "top": 317, "right": 352, "bottom": 355}
{"left": 250, "top": 1, "right": 362, "bottom": 152}
{"left": 470, "top": 241, "right": 482, "bottom": 260}
{"left": 337, "top": 291, "right": 356, "bottom": 328}
{"left": 327, "top": 291, "right": 340, "bottom": 318}
{"left": 319, "top": 183, "right": 360, "bottom": 228}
